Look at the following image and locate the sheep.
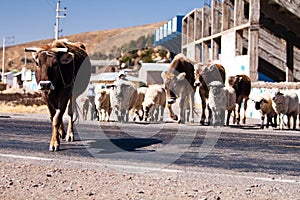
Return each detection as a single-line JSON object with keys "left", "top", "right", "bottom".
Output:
{"left": 207, "top": 81, "right": 226, "bottom": 126}
{"left": 271, "top": 90, "right": 299, "bottom": 130}
{"left": 142, "top": 84, "right": 166, "bottom": 122}
{"left": 110, "top": 79, "right": 138, "bottom": 123}
{"left": 224, "top": 86, "right": 236, "bottom": 126}
{"left": 253, "top": 92, "right": 277, "bottom": 129}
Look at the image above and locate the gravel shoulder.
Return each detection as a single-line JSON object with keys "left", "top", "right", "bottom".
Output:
{"left": 0, "top": 153, "right": 299, "bottom": 200}
{"left": 0, "top": 111, "right": 300, "bottom": 199}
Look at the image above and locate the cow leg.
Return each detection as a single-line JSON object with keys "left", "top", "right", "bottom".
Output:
{"left": 154, "top": 107, "right": 159, "bottom": 122}
{"left": 293, "top": 114, "right": 297, "bottom": 130}
{"left": 178, "top": 97, "right": 186, "bottom": 124}
{"left": 236, "top": 96, "right": 243, "bottom": 125}
{"left": 66, "top": 99, "right": 74, "bottom": 142}
{"left": 242, "top": 97, "right": 249, "bottom": 124}
{"left": 207, "top": 105, "right": 212, "bottom": 126}
{"left": 279, "top": 114, "right": 284, "bottom": 130}
{"left": 221, "top": 109, "right": 225, "bottom": 126}
{"left": 50, "top": 109, "right": 66, "bottom": 151}
{"left": 59, "top": 121, "right": 66, "bottom": 139}
{"left": 159, "top": 106, "right": 164, "bottom": 122}
{"left": 189, "top": 91, "right": 195, "bottom": 123}
{"left": 226, "top": 110, "right": 232, "bottom": 126}
{"left": 260, "top": 115, "right": 265, "bottom": 129}
{"left": 139, "top": 109, "right": 144, "bottom": 121}
{"left": 287, "top": 115, "right": 291, "bottom": 129}
{"left": 167, "top": 104, "right": 178, "bottom": 121}
{"left": 200, "top": 93, "right": 206, "bottom": 125}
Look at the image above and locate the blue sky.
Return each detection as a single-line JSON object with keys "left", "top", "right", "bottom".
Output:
{"left": 1, "top": 0, "right": 205, "bottom": 46}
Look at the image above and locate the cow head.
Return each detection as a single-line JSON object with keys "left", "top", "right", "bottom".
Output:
{"left": 25, "top": 46, "right": 74, "bottom": 92}
{"left": 201, "top": 64, "right": 223, "bottom": 84}
{"left": 228, "top": 75, "right": 242, "bottom": 90}
{"left": 161, "top": 71, "right": 186, "bottom": 104}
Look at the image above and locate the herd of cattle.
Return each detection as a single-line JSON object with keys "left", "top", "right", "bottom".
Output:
{"left": 85, "top": 54, "right": 300, "bottom": 131}
{"left": 24, "top": 39, "right": 299, "bottom": 151}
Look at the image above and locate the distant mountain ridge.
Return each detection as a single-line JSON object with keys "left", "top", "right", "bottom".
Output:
{"left": 1, "top": 22, "right": 165, "bottom": 72}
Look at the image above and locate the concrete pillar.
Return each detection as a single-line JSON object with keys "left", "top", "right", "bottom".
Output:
{"left": 286, "top": 41, "right": 294, "bottom": 82}
{"left": 248, "top": 0, "right": 260, "bottom": 81}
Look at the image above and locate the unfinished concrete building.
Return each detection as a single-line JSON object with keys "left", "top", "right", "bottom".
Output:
{"left": 182, "top": 0, "right": 300, "bottom": 82}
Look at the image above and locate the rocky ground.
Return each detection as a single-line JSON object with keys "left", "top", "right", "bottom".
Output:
{"left": 0, "top": 155, "right": 299, "bottom": 200}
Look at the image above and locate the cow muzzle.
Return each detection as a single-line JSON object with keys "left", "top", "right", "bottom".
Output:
{"left": 194, "top": 81, "right": 201, "bottom": 87}
{"left": 167, "top": 98, "right": 176, "bottom": 104}
{"left": 38, "top": 81, "right": 55, "bottom": 90}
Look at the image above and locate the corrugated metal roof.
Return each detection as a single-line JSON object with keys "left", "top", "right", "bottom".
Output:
{"left": 90, "top": 72, "right": 145, "bottom": 83}
{"left": 90, "top": 60, "right": 119, "bottom": 66}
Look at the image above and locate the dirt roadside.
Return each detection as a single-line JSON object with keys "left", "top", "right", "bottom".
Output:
{"left": 0, "top": 153, "right": 299, "bottom": 200}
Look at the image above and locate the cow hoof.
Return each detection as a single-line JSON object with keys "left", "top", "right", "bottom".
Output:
{"left": 66, "top": 135, "right": 74, "bottom": 142}
{"left": 49, "top": 146, "right": 59, "bottom": 152}
{"left": 172, "top": 115, "right": 178, "bottom": 121}
{"left": 49, "top": 146, "right": 54, "bottom": 152}
{"left": 178, "top": 119, "right": 185, "bottom": 124}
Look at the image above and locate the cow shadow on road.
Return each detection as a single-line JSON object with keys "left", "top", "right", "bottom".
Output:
{"left": 86, "top": 138, "right": 162, "bottom": 153}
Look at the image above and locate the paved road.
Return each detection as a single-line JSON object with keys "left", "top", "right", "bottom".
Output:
{"left": 0, "top": 113, "right": 300, "bottom": 177}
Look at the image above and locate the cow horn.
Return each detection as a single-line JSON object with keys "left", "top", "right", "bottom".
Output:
{"left": 24, "top": 47, "right": 42, "bottom": 52}
{"left": 51, "top": 47, "right": 68, "bottom": 53}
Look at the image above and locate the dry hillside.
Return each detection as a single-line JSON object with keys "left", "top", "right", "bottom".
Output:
{"left": 1, "top": 22, "right": 165, "bottom": 72}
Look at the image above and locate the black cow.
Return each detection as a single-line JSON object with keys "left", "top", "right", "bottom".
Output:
{"left": 25, "top": 39, "right": 91, "bottom": 151}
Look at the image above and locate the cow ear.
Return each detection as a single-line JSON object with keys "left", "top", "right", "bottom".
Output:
{"left": 262, "top": 99, "right": 269, "bottom": 104}
{"left": 238, "top": 76, "right": 243, "bottom": 82}
{"left": 177, "top": 72, "right": 186, "bottom": 81}
{"left": 60, "top": 52, "right": 74, "bottom": 64}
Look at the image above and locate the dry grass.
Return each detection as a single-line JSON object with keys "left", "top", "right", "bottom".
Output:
{"left": 0, "top": 103, "right": 48, "bottom": 114}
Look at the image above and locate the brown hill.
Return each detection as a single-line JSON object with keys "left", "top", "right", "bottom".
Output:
{"left": 1, "top": 22, "right": 165, "bottom": 72}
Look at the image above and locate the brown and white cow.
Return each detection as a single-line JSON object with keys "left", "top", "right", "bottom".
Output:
{"left": 25, "top": 39, "right": 91, "bottom": 151}
{"left": 132, "top": 87, "right": 148, "bottom": 121}
{"left": 195, "top": 63, "right": 226, "bottom": 125}
{"left": 161, "top": 54, "right": 196, "bottom": 123}
{"left": 228, "top": 74, "right": 251, "bottom": 125}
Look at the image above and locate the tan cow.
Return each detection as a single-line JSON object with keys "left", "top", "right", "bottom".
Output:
{"left": 95, "top": 89, "right": 112, "bottom": 122}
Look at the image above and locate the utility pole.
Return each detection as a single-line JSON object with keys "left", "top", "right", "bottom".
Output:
{"left": 1, "top": 36, "right": 14, "bottom": 83}
{"left": 54, "top": 0, "right": 67, "bottom": 40}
